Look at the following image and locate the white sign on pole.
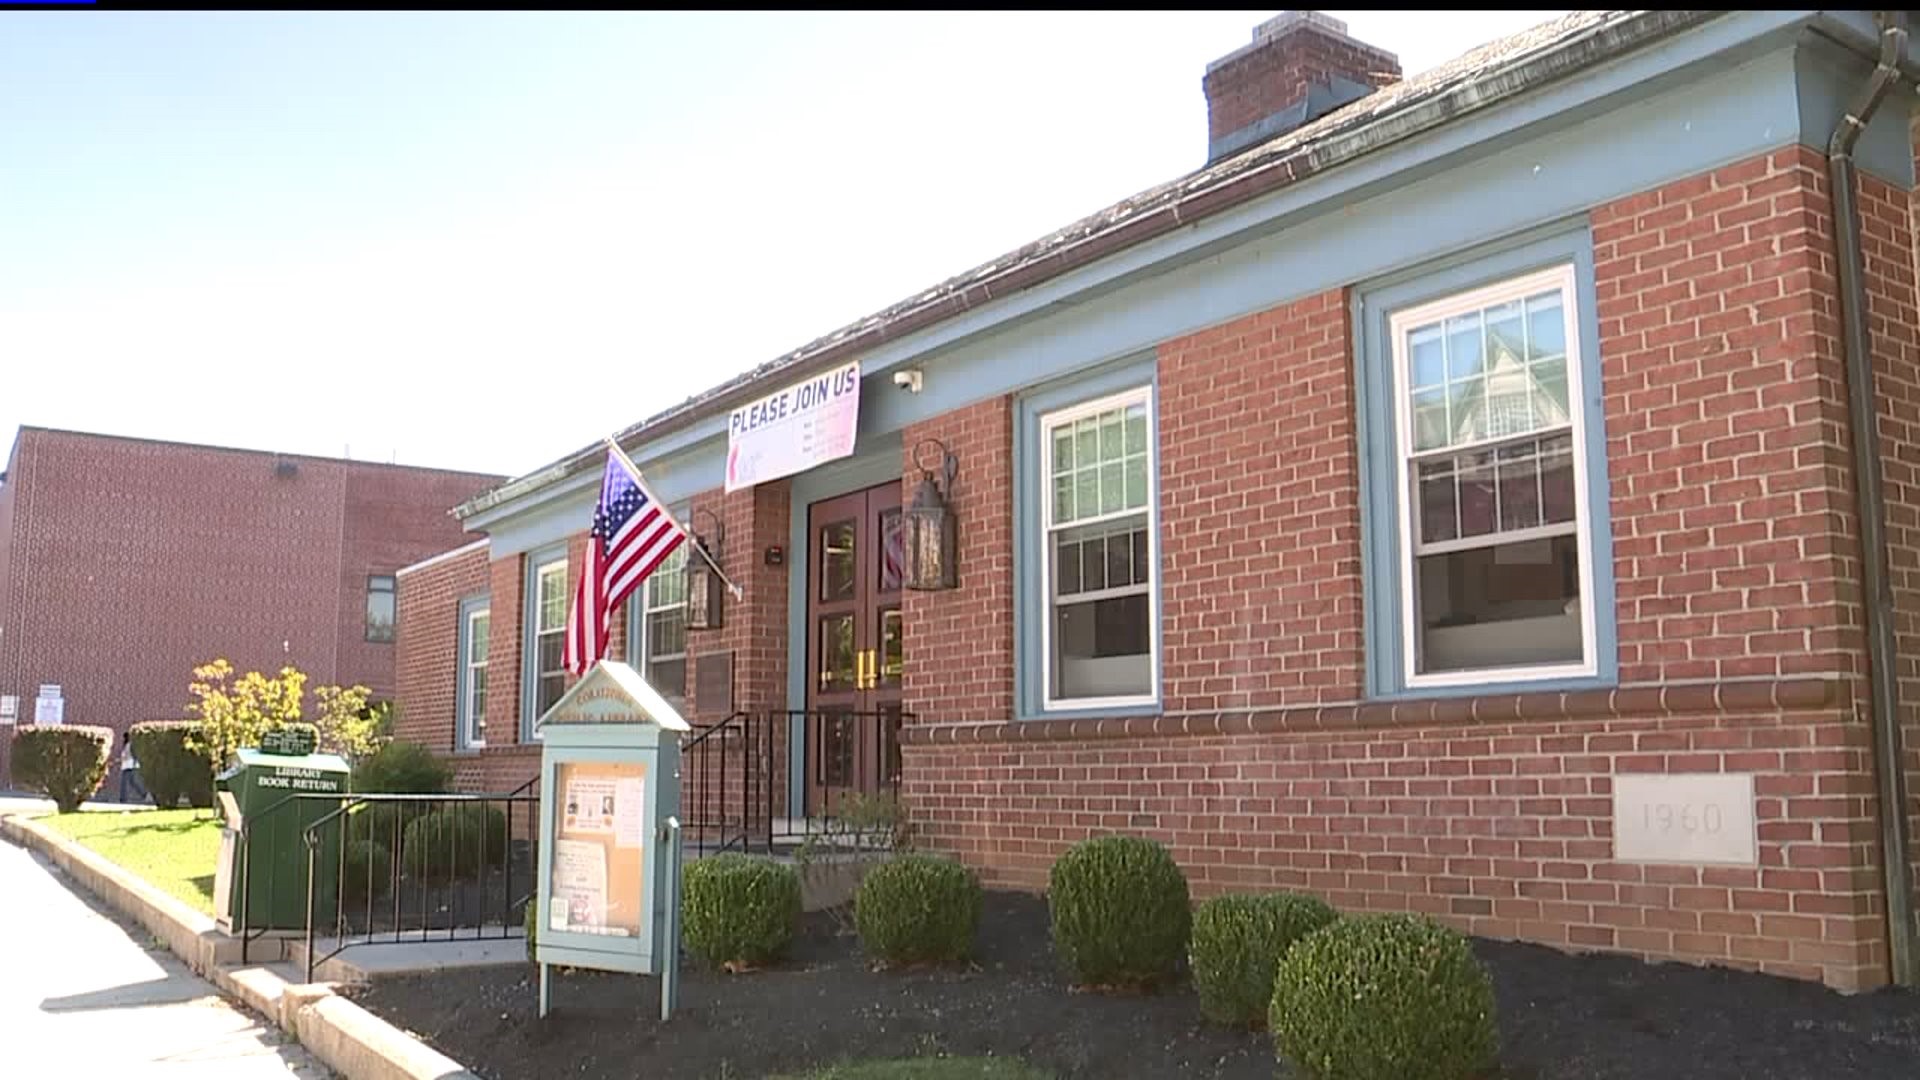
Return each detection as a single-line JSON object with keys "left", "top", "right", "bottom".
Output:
{"left": 0, "top": 695, "right": 16, "bottom": 725}
{"left": 724, "top": 361, "right": 861, "bottom": 493}
{"left": 34, "top": 695, "right": 64, "bottom": 726}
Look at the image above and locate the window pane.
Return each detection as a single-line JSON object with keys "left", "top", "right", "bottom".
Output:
{"left": 1104, "top": 529, "right": 1131, "bottom": 586}
{"left": 1080, "top": 534, "right": 1107, "bottom": 593}
{"left": 1455, "top": 449, "right": 1498, "bottom": 539}
{"left": 1416, "top": 534, "right": 1582, "bottom": 674}
{"left": 649, "top": 545, "right": 688, "bottom": 609}
{"left": 647, "top": 608, "right": 685, "bottom": 662}
{"left": 1124, "top": 405, "right": 1147, "bottom": 454}
{"left": 1056, "top": 539, "right": 1082, "bottom": 595}
{"left": 1052, "top": 592, "right": 1151, "bottom": 700}
{"left": 1417, "top": 461, "right": 1458, "bottom": 544}
{"left": 1526, "top": 290, "right": 1565, "bottom": 357}
{"left": 1412, "top": 388, "right": 1448, "bottom": 453}
{"left": 1445, "top": 312, "right": 1483, "bottom": 381}
{"left": 1531, "top": 353, "right": 1570, "bottom": 419}
{"left": 472, "top": 613, "right": 489, "bottom": 657}
{"left": 819, "top": 520, "right": 856, "bottom": 601}
{"left": 1124, "top": 456, "right": 1148, "bottom": 511}
{"left": 538, "top": 672, "right": 565, "bottom": 716}
{"left": 1073, "top": 469, "right": 1099, "bottom": 522}
{"left": 1099, "top": 461, "right": 1124, "bottom": 515}
{"left": 1410, "top": 325, "right": 1445, "bottom": 389}
{"left": 1074, "top": 417, "right": 1098, "bottom": 467}
{"left": 1052, "top": 427, "right": 1074, "bottom": 474}
{"left": 366, "top": 587, "right": 396, "bottom": 643}
{"left": 649, "top": 657, "right": 686, "bottom": 700}
{"left": 1541, "top": 438, "right": 1577, "bottom": 524}
{"left": 1052, "top": 474, "right": 1075, "bottom": 522}
{"left": 1131, "top": 529, "right": 1149, "bottom": 583}
{"left": 1099, "top": 411, "right": 1123, "bottom": 460}
{"left": 1496, "top": 444, "right": 1542, "bottom": 532}
{"left": 538, "top": 563, "right": 568, "bottom": 630}
{"left": 879, "top": 509, "right": 903, "bottom": 592}
{"left": 818, "top": 614, "right": 855, "bottom": 692}
{"left": 1485, "top": 300, "right": 1524, "bottom": 365}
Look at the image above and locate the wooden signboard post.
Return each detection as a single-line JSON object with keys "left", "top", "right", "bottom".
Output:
{"left": 533, "top": 660, "right": 689, "bottom": 1021}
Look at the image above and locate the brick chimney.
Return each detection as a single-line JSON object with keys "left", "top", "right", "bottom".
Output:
{"left": 1203, "top": 11, "right": 1401, "bottom": 164}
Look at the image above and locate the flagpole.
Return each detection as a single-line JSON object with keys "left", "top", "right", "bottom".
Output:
{"left": 602, "top": 436, "right": 745, "bottom": 601}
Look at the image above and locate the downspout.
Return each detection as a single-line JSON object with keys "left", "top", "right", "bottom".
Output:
{"left": 1827, "top": 9, "right": 1916, "bottom": 988}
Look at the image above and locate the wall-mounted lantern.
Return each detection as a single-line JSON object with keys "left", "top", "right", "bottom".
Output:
{"left": 685, "top": 509, "right": 727, "bottom": 630}
{"left": 904, "top": 438, "right": 959, "bottom": 592}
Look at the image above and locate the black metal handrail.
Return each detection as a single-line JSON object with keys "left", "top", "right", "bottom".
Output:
{"left": 777, "top": 707, "right": 912, "bottom": 823}
{"left": 301, "top": 790, "right": 539, "bottom": 982}
{"left": 681, "top": 711, "right": 764, "bottom": 857}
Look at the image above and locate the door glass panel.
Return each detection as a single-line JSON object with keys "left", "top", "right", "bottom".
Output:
{"left": 818, "top": 613, "right": 856, "bottom": 691}
{"left": 820, "top": 520, "right": 857, "bottom": 601}
{"left": 817, "top": 711, "right": 855, "bottom": 788}
{"left": 879, "top": 607, "right": 903, "bottom": 687}
{"left": 880, "top": 704, "right": 903, "bottom": 787}
{"left": 879, "top": 509, "right": 904, "bottom": 592}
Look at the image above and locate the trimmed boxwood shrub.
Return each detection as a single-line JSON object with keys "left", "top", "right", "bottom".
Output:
{"left": 854, "top": 853, "right": 983, "bottom": 967}
{"left": 1047, "top": 835, "right": 1191, "bottom": 990}
{"left": 444, "top": 802, "right": 509, "bottom": 865}
{"left": 682, "top": 853, "right": 801, "bottom": 970}
{"left": 1190, "top": 892, "right": 1338, "bottom": 1027}
{"left": 128, "top": 720, "right": 215, "bottom": 809}
{"left": 12, "top": 725, "right": 113, "bottom": 813}
{"left": 1271, "top": 913, "right": 1499, "bottom": 1080}
{"left": 351, "top": 741, "right": 451, "bottom": 795}
{"left": 399, "top": 806, "right": 490, "bottom": 882}
{"left": 338, "top": 839, "right": 392, "bottom": 903}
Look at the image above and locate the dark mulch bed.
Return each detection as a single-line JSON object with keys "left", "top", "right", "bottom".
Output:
{"left": 352, "top": 891, "right": 1920, "bottom": 1080}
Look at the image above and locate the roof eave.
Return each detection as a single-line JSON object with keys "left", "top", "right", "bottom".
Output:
{"left": 455, "top": 7, "right": 1725, "bottom": 524}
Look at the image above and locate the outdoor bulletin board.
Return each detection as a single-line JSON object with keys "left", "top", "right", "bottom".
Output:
{"left": 548, "top": 759, "right": 648, "bottom": 938}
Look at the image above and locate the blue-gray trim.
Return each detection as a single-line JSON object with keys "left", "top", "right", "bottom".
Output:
{"left": 783, "top": 439, "right": 905, "bottom": 815}
{"left": 1012, "top": 353, "right": 1162, "bottom": 721}
{"left": 1353, "top": 220, "right": 1617, "bottom": 700}
{"left": 520, "top": 543, "right": 569, "bottom": 740}
{"left": 455, "top": 594, "right": 489, "bottom": 751}
{"left": 468, "top": 25, "right": 1916, "bottom": 560}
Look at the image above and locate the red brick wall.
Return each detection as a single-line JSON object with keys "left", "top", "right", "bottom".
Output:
{"left": 901, "top": 398, "right": 1015, "bottom": 725}
{"left": 1596, "top": 147, "right": 1862, "bottom": 684}
{"left": 899, "top": 147, "right": 1896, "bottom": 992}
{"left": 1157, "top": 289, "right": 1362, "bottom": 711}
{"left": 1881, "top": 143, "right": 1920, "bottom": 913}
{"left": 0, "top": 429, "right": 499, "bottom": 784}
{"left": 393, "top": 543, "right": 488, "bottom": 750}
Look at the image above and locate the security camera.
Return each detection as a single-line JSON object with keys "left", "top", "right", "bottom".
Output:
{"left": 892, "top": 369, "right": 924, "bottom": 394}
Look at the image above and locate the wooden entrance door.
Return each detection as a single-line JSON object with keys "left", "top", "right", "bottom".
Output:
{"left": 805, "top": 480, "right": 905, "bottom": 816}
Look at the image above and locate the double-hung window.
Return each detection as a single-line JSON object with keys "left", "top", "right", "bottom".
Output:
{"left": 1384, "top": 261, "right": 1600, "bottom": 687}
{"left": 457, "top": 600, "right": 489, "bottom": 749}
{"left": 1039, "top": 386, "right": 1158, "bottom": 708}
{"left": 628, "top": 540, "right": 689, "bottom": 701}
{"left": 527, "top": 553, "right": 569, "bottom": 731}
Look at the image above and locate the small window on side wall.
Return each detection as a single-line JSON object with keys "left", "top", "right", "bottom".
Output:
{"left": 365, "top": 574, "right": 396, "bottom": 643}
{"left": 1382, "top": 261, "right": 1602, "bottom": 689}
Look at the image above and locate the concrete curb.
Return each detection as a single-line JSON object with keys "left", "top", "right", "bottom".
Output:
{"left": 1, "top": 812, "right": 482, "bottom": 1080}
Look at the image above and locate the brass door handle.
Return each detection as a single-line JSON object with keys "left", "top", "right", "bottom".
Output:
{"left": 858, "top": 648, "right": 877, "bottom": 690}
{"left": 854, "top": 650, "right": 869, "bottom": 691}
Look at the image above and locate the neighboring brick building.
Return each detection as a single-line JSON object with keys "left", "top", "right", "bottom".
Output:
{"left": 397, "top": 11, "right": 1920, "bottom": 991}
{"left": 0, "top": 426, "right": 503, "bottom": 783}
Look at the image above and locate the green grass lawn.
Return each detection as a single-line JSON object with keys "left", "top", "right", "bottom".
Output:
{"left": 38, "top": 808, "right": 221, "bottom": 914}
{"left": 776, "top": 1059, "right": 1051, "bottom": 1080}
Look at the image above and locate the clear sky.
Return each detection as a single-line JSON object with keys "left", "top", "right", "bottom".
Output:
{"left": 1, "top": 11, "right": 1565, "bottom": 479}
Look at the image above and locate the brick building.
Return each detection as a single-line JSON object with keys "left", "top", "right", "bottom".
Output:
{"left": 395, "top": 11, "right": 1920, "bottom": 991}
{"left": 0, "top": 426, "right": 503, "bottom": 783}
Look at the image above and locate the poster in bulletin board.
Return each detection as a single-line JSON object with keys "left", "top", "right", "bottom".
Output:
{"left": 549, "top": 760, "right": 649, "bottom": 938}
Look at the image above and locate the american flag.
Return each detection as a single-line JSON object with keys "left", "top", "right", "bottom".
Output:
{"left": 563, "top": 448, "right": 688, "bottom": 676}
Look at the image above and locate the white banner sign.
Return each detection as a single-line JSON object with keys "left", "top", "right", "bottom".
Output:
{"left": 725, "top": 361, "right": 861, "bottom": 492}
{"left": 34, "top": 696, "right": 63, "bottom": 726}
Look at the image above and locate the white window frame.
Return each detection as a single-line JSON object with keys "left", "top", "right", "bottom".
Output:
{"left": 628, "top": 539, "right": 689, "bottom": 703}
{"left": 1387, "top": 262, "right": 1598, "bottom": 689}
{"left": 458, "top": 604, "right": 489, "bottom": 750}
{"left": 528, "top": 555, "right": 569, "bottom": 737}
{"left": 1037, "top": 384, "right": 1162, "bottom": 713}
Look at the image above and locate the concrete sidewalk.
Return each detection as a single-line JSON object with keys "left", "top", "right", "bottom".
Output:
{"left": 0, "top": 838, "right": 329, "bottom": 1077}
